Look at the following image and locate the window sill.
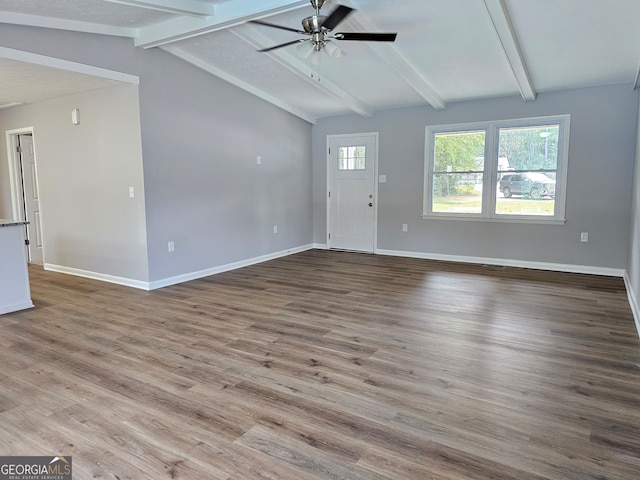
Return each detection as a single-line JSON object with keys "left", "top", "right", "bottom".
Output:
{"left": 421, "top": 214, "right": 566, "bottom": 225}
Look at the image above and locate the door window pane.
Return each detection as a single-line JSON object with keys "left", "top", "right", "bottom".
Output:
{"left": 338, "top": 145, "right": 366, "bottom": 170}
{"left": 432, "top": 130, "right": 485, "bottom": 214}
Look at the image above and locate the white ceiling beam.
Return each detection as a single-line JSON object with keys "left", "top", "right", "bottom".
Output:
{"left": 483, "top": 0, "right": 536, "bottom": 102}
{"left": 0, "top": 102, "right": 24, "bottom": 111}
{"left": 103, "top": 0, "right": 216, "bottom": 17}
{"left": 162, "top": 44, "right": 316, "bottom": 123}
{"left": 344, "top": 16, "right": 446, "bottom": 111}
{"left": 0, "top": 46, "right": 139, "bottom": 84}
{"left": 233, "top": 25, "right": 374, "bottom": 118}
{"left": 134, "top": 0, "right": 308, "bottom": 48}
{"left": 0, "top": 11, "right": 135, "bottom": 38}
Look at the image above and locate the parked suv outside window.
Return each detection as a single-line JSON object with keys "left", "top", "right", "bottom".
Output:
{"left": 499, "top": 172, "right": 555, "bottom": 199}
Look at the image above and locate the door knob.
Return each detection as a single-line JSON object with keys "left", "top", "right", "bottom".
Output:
{"left": 368, "top": 202, "right": 373, "bottom": 207}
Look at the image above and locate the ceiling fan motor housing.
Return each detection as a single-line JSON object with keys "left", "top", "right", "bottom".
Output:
{"left": 302, "top": 15, "right": 328, "bottom": 33}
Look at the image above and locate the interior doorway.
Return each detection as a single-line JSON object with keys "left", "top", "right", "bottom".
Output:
{"left": 6, "top": 127, "right": 44, "bottom": 265}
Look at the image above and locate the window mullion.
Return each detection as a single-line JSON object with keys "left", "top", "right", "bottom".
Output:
{"left": 484, "top": 126, "right": 497, "bottom": 217}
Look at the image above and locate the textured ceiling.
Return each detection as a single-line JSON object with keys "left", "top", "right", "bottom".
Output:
{"left": 0, "top": 0, "right": 639, "bottom": 122}
{"left": 0, "top": 57, "right": 124, "bottom": 110}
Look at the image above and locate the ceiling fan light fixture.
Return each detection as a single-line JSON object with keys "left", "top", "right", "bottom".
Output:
{"left": 324, "top": 41, "right": 344, "bottom": 59}
{"left": 296, "top": 40, "right": 315, "bottom": 59}
{"left": 311, "top": 50, "right": 324, "bottom": 65}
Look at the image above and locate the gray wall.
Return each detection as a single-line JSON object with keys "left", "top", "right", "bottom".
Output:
{"left": 313, "top": 85, "right": 638, "bottom": 270}
{"left": 0, "top": 25, "right": 312, "bottom": 285}
{"left": 627, "top": 93, "right": 640, "bottom": 320}
{"left": 0, "top": 85, "right": 149, "bottom": 281}
{"left": 136, "top": 48, "right": 312, "bottom": 282}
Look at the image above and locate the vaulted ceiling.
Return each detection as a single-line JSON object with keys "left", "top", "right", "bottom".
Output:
{"left": 1, "top": 0, "right": 639, "bottom": 123}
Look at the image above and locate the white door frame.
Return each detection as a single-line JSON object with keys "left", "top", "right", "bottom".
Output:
{"left": 5, "top": 126, "right": 45, "bottom": 263}
{"left": 326, "top": 132, "right": 379, "bottom": 252}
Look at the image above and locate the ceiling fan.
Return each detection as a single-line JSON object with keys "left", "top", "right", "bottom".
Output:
{"left": 249, "top": 0, "right": 397, "bottom": 58}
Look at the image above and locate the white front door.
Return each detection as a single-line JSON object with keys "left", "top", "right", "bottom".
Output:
{"left": 18, "top": 134, "right": 43, "bottom": 265}
{"left": 327, "top": 133, "right": 377, "bottom": 252}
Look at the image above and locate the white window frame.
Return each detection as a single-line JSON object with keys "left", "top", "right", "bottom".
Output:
{"left": 423, "top": 114, "right": 570, "bottom": 224}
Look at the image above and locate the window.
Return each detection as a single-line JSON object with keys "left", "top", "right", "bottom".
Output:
{"left": 423, "top": 115, "right": 570, "bottom": 223}
{"left": 338, "top": 145, "right": 366, "bottom": 170}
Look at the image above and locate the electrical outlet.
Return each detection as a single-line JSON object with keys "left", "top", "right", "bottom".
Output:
{"left": 402, "top": 224, "right": 408, "bottom": 232}
{"left": 257, "top": 155, "right": 262, "bottom": 165}
{"left": 273, "top": 225, "right": 278, "bottom": 234}
{"left": 580, "top": 232, "right": 588, "bottom": 243}
{"left": 168, "top": 241, "right": 175, "bottom": 252}
{"left": 129, "top": 186, "right": 135, "bottom": 198}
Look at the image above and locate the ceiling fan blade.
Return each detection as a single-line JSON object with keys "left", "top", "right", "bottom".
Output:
{"left": 257, "top": 39, "right": 305, "bottom": 53}
{"left": 320, "top": 5, "right": 353, "bottom": 31}
{"left": 249, "top": 19, "right": 306, "bottom": 34}
{"left": 334, "top": 32, "right": 397, "bottom": 42}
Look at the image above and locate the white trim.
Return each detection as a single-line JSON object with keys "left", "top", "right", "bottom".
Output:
{"left": 103, "top": 0, "right": 216, "bottom": 17}
{"left": 340, "top": 16, "right": 446, "bottom": 111}
{"left": 134, "top": 0, "right": 308, "bottom": 48}
{"left": 623, "top": 271, "right": 640, "bottom": 338}
{"left": 420, "top": 214, "right": 566, "bottom": 225}
{"left": 482, "top": 0, "right": 536, "bottom": 102}
{"left": 5, "top": 127, "right": 31, "bottom": 222}
{"left": 313, "top": 243, "right": 328, "bottom": 250}
{"left": 148, "top": 244, "right": 315, "bottom": 290}
{"left": 375, "top": 248, "right": 624, "bottom": 278}
{"left": 0, "top": 11, "right": 135, "bottom": 38}
{"left": 44, "top": 245, "right": 315, "bottom": 291}
{"left": 45, "top": 264, "right": 150, "bottom": 291}
{"left": 0, "top": 300, "right": 34, "bottom": 315}
{"left": 326, "top": 133, "right": 379, "bottom": 252}
{"left": 0, "top": 102, "right": 23, "bottom": 111}
{"left": 5, "top": 127, "right": 46, "bottom": 265}
{"left": 0, "top": 46, "right": 139, "bottom": 85}
{"left": 423, "top": 114, "right": 570, "bottom": 223}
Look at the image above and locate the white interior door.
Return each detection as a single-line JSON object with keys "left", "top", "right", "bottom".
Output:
{"left": 18, "top": 134, "right": 43, "bottom": 265}
{"left": 328, "top": 134, "right": 377, "bottom": 252}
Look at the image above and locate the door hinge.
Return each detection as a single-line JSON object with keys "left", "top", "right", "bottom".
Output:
{"left": 328, "top": 147, "right": 331, "bottom": 154}
{"left": 328, "top": 191, "right": 331, "bottom": 198}
{"left": 16, "top": 146, "right": 23, "bottom": 153}
{"left": 25, "top": 239, "right": 30, "bottom": 246}
{"left": 328, "top": 233, "right": 331, "bottom": 240}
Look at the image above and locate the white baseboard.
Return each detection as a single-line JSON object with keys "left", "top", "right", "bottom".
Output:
{"left": 46, "top": 244, "right": 316, "bottom": 291}
{"left": 375, "top": 248, "right": 625, "bottom": 277}
{"left": 623, "top": 272, "right": 640, "bottom": 338}
{"left": 45, "top": 263, "right": 150, "bottom": 290}
{"left": 148, "top": 244, "right": 316, "bottom": 290}
{"left": 43, "top": 245, "right": 636, "bottom": 339}
{"left": 0, "top": 300, "right": 34, "bottom": 315}
{"left": 376, "top": 248, "right": 638, "bottom": 337}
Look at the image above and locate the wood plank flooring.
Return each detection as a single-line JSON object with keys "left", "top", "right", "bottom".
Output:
{"left": 1, "top": 249, "right": 639, "bottom": 479}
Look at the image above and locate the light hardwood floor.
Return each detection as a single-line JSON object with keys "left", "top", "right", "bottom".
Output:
{"left": 1, "top": 250, "right": 639, "bottom": 479}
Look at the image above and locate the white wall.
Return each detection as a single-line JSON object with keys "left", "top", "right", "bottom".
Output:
{"left": 313, "top": 85, "right": 638, "bottom": 273}
{"left": 0, "top": 84, "right": 149, "bottom": 282}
